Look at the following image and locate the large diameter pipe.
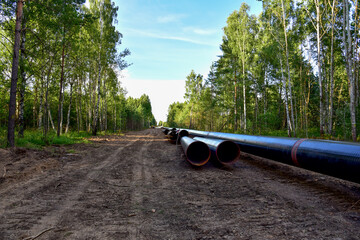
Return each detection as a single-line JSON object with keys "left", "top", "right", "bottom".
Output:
{"left": 292, "top": 139, "right": 360, "bottom": 183}
{"left": 165, "top": 129, "right": 189, "bottom": 144}
{"left": 186, "top": 129, "right": 360, "bottom": 183}
{"left": 188, "top": 130, "right": 297, "bottom": 164}
{"left": 162, "top": 127, "right": 176, "bottom": 135}
{"left": 194, "top": 137, "right": 240, "bottom": 165}
{"left": 178, "top": 129, "right": 189, "bottom": 139}
{"left": 167, "top": 130, "right": 177, "bottom": 141}
{"left": 180, "top": 136, "right": 210, "bottom": 166}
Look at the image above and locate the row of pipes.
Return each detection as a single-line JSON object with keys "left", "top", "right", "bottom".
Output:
{"left": 162, "top": 127, "right": 240, "bottom": 166}
{"left": 161, "top": 127, "right": 360, "bottom": 184}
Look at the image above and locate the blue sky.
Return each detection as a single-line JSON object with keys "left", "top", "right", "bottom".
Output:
{"left": 113, "top": 0, "right": 263, "bottom": 122}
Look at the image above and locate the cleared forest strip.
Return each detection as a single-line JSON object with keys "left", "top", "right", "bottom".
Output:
{"left": 0, "top": 129, "right": 359, "bottom": 239}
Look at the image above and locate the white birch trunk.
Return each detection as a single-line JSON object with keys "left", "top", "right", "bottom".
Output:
{"left": 65, "top": 81, "right": 73, "bottom": 134}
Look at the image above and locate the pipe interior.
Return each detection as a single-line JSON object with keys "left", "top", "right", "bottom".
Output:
{"left": 217, "top": 141, "right": 240, "bottom": 163}
{"left": 178, "top": 130, "right": 189, "bottom": 138}
{"left": 187, "top": 142, "right": 210, "bottom": 165}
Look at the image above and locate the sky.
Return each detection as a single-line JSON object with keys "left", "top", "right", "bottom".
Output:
{"left": 113, "top": 0, "right": 263, "bottom": 123}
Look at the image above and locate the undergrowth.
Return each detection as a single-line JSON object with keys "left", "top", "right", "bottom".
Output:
{"left": 0, "top": 130, "right": 119, "bottom": 149}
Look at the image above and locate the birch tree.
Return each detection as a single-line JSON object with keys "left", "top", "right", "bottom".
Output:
{"left": 7, "top": 0, "right": 23, "bottom": 147}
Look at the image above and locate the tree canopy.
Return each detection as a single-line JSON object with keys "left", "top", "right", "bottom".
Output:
{"left": 1, "top": 0, "right": 155, "bottom": 147}
{"left": 166, "top": 0, "right": 360, "bottom": 141}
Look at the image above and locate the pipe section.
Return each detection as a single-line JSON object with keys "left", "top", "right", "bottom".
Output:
{"left": 186, "top": 129, "right": 360, "bottom": 183}
{"left": 167, "top": 129, "right": 177, "bottom": 142}
{"left": 194, "top": 137, "right": 240, "bottom": 165}
{"left": 163, "top": 128, "right": 189, "bottom": 144}
{"left": 292, "top": 139, "right": 360, "bottom": 183}
{"left": 180, "top": 136, "right": 210, "bottom": 166}
{"left": 178, "top": 129, "right": 189, "bottom": 139}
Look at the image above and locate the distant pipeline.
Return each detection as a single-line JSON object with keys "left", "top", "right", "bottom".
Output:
{"left": 184, "top": 128, "right": 360, "bottom": 184}
{"left": 161, "top": 127, "right": 360, "bottom": 183}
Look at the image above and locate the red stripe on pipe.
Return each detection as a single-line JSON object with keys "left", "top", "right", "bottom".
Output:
{"left": 291, "top": 138, "right": 307, "bottom": 167}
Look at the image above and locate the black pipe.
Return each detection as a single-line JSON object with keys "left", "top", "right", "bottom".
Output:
{"left": 180, "top": 136, "right": 210, "bottom": 166}
{"left": 164, "top": 128, "right": 189, "bottom": 144}
{"left": 186, "top": 129, "right": 360, "bottom": 183}
{"left": 167, "top": 130, "right": 177, "bottom": 141}
{"left": 194, "top": 137, "right": 240, "bottom": 165}
{"left": 178, "top": 129, "right": 189, "bottom": 139}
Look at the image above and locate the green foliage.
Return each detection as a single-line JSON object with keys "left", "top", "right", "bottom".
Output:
{"left": 124, "top": 94, "right": 156, "bottom": 130}
{"left": 165, "top": 1, "right": 359, "bottom": 141}
{"left": 0, "top": 130, "right": 91, "bottom": 149}
{"left": 0, "top": 0, "right": 156, "bottom": 149}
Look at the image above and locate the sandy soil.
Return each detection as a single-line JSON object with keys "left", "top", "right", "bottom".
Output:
{"left": 0, "top": 128, "right": 359, "bottom": 240}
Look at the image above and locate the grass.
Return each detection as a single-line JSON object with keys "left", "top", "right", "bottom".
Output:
{"left": 0, "top": 129, "right": 120, "bottom": 149}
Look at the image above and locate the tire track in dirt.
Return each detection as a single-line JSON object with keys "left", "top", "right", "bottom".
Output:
{"left": 126, "top": 135, "right": 153, "bottom": 239}
{"left": 1, "top": 129, "right": 360, "bottom": 239}
{"left": 50, "top": 130, "right": 157, "bottom": 239}
{"left": 0, "top": 134, "right": 141, "bottom": 239}
{"left": 27, "top": 139, "right": 138, "bottom": 238}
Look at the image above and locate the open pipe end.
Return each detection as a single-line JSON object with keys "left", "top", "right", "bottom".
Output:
{"left": 168, "top": 131, "right": 178, "bottom": 141}
{"left": 216, "top": 140, "right": 240, "bottom": 164}
{"left": 186, "top": 141, "right": 210, "bottom": 166}
{"left": 178, "top": 130, "right": 189, "bottom": 138}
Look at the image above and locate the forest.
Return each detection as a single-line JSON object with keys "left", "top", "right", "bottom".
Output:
{"left": 165, "top": 0, "right": 360, "bottom": 142}
{"left": 0, "top": 0, "right": 156, "bottom": 147}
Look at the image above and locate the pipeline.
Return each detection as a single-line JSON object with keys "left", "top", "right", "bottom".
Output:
{"left": 161, "top": 127, "right": 176, "bottom": 135}
{"left": 164, "top": 128, "right": 189, "bottom": 144}
{"left": 186, "top": 129, "right": 360, "bottom": 183}
{"left": 180, "top": 136, "right": 211, "bottom": 166}
{"left": 166, "top": 129, "right": 178, "bottom": 142}
{"left": 178, "top": 129, "right": 189, "bottom": 139}
{"left": 194, "top": 137, "right": 240, "bottom": 165}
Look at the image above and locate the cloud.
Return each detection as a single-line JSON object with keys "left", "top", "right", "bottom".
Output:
{"left": 120, "top": 75, "right": 185, "bottom": 122}
{"left": 157, "top": 14, "right": 186, "bottom": 23}
{"left": 184, "top": 27, "right": 218, "bottom": 35}
{"left": 126, "top": 28, "right": 217, "bottom": 47}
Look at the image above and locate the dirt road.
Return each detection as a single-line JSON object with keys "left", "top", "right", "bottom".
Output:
{"left": 0, "top": 128, "right": 360, "bottom": 239}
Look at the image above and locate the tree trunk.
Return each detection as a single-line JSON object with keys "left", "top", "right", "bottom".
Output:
{"left": 234, "top": 68, "right": 238, "bottom": 131}
{"left": 60, "top": 81, "right": 65, "bottom": 134}
{"left": 65, "top": 81, "right": 73, "bottom": 134}
{"left": 278, "top": 72, "right": 283, "bottom": 128}
{"left": 76, "top": 88, "right": 79, "bottom": 132}
{"left": 280, "top": 56, "right": 292, "bottom": 137}
{"left": 242, "top": 51, "right": 246, "bottom": 133}
{"left": 354, "top": 0, "right": 359, "bottom": 107}
{"left": 255, "top": 87, "right": 258, "bottom": 134}
{"left": 38, "top": 78, "right": 43, "bottom": 129}
{"left": 78, "top": 77, "right": 83, "bottom": 131}
{"left": 57, "top": 40, "right": 66, "bottom": 137}
{"left": 93, "top": 62, "right": 101, "bottom": 135}
{"left": 33, "top": 77, "right": 38, "bottom": 128}
{"left": 315, "top": 1, "right": 325, "bottom": 136}
{"left": 264, "top": 70, "right": 267, "bottom": 129}
{"left": 93, "top": 9, "right": 103, "bottom": 136}
{"left": 343, "top": 0, "right": 357, "bottom": 141}
{"left": 114, "top": 102, "right": 116, "bottom": 132}
{"left": 103, "top": 77, "right": 107, "bottom": 132}
{"left": 87, "top": 75, "right": 92, "bottom": 132}
{"left": 7, "top": 0, "right": 23, "bottom": 147}
{"left": 346, "top": 1, "right": 357, "bottom": 141}
{"left": 281, "top": 0, "right": 295, "bottom": 137}
{"left": 18, "top": 14, "right": 26, "bottom": 138}
{"left": 328, "top": 0, "right": 336, "bottom": 135}
{"left": 49, "top": 109, "right": 56, "bottom": 132}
